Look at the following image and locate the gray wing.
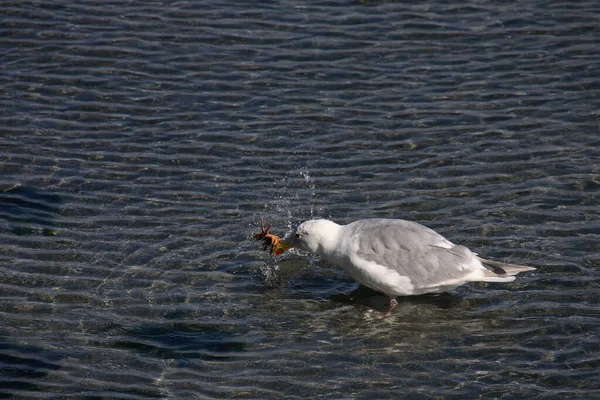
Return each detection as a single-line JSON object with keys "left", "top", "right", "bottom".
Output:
{"left": 344, "top": 219, "right": 477, "bottom": 287}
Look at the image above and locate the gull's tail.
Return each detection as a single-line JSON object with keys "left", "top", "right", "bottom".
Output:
{"left": 478, "top": 257, "right": 536, "bottom": 282}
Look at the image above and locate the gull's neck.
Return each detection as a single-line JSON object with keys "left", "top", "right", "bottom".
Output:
{"left": 313, "top": 219, "right": 343, "bottom": 258}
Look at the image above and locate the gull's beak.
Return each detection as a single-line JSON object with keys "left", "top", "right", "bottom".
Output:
{"left": 272, "top": 240, "right": 294, "bottom": 255}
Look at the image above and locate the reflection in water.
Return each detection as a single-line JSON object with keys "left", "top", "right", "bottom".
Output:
{"left": 330, "top": 284, "right": 463, "bottom": 311}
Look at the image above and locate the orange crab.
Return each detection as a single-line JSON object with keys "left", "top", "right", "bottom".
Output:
{"left": 253, "top": 221, "right": 291, "bottom": 255}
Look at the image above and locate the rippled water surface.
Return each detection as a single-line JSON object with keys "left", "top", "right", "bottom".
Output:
{"left": 2, "top": 1, "right": 600, "bottom": 398}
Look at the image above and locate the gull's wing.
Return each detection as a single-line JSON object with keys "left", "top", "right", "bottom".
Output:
{"left": 342, "top": 219, "right": 479, "bottom": 288}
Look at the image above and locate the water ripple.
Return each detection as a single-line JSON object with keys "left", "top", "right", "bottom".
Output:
{"left": 2, "top": 0, "right": 600, "bottom": 398}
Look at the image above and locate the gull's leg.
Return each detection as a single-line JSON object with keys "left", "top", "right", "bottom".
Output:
{"left": 386, "top": 297, "right": 398, "bottom": 315}
{"left": 365, "top": 296, "right": 398, "bottom": 320}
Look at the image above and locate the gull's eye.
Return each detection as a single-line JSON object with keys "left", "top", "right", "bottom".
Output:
{"left": 295, "top": 233, "right": 300, "bottom": 238}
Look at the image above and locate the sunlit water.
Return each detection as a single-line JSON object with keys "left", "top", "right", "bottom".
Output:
{"left": 2, "top": 1, "right": 600, "bottom": 398}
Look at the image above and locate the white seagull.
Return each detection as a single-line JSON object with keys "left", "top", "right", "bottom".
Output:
{"left": 263, "top": 218, "right": 536, "bottom": 317}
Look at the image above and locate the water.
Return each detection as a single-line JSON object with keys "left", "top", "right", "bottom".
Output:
{"left": 2, "top": 1, "right": 600, "bottom": 398}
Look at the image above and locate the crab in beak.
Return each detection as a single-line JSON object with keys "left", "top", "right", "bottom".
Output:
{"left": 253, "top": 221, "right": 294, "bottom": 255}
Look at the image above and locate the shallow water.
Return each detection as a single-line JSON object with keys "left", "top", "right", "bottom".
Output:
{"left": 1, "top": 1, "right": 600, "bottom": 398}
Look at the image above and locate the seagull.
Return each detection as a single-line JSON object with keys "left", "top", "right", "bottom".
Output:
{"left": 264, "top": 218, "right": 536, "bottom": 317}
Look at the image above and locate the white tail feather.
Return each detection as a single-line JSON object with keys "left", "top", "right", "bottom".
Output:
{"left": 479, "top": 275, "right": 516, "bottom": 283}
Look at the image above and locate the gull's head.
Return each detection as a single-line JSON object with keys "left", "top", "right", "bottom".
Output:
{"left": 278, "top": 219, "right": 341, "bottom": 255}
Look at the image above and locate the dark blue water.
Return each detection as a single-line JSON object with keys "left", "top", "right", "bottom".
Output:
{"left": 1, "top": 1, "right": 599, "bottom": 398}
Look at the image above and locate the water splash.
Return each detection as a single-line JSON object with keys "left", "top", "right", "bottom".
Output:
{"left": 252, "top": 167, "right": 326, "bottom": 284}
{"left": 300, "top": 168, "right": 317, "bottom": 220}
